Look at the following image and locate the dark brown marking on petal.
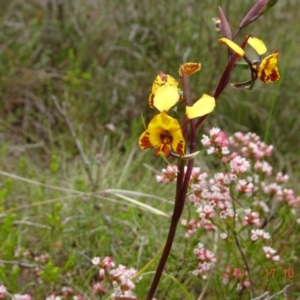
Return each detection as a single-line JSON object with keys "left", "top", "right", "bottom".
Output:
{"left": 149, "top": 93, "right": 155, "bottom": 108}
{"left": 175, "top": 139, "right": 185, "bottom": 157}
{"left": 270, "top": 69, "right": 280, "bottom": 82}
{"left": 139, "top": 132, "right": 152, "bottom": 149}
{"left": 154, "top": 144, "right": 171, "bottom": 157}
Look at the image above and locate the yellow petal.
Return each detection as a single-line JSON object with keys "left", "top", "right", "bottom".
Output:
{"left": 247, "top": 37, "right": 267, "bottom": 55}
{"left": 139, "top": 130, "right": 160, "bottom": 149}
{"left": 179, "top": 62, "right": 201, "bottom": 77}
{"left": 170, "top": 130, "right": 185, "bottom": 157}
{"left": 219, "top": 38, "right": 245, "bottom": 57}
{"left": 186, "top": 94, "right": 215, "bottom": 119}
{"left": 153, "top": 85, "right": 180, "bottom": 112}
{"left": 151, "top": 72, "right": 178, "bottom": 94}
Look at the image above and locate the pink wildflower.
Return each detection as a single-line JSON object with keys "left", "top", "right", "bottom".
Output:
{"left": 230, "top": 156, "right": 250, "bottom": 175}
{"left": 201, "top": 128, "right": 229, "bottom": 156}
{"left": 109, "top": 265, "right": 140, "bottom": 298}
{"left": 222, "top": 151, "right": 238, "bottom": 164}
{"left": 194, "top": 243, "right": 217, "bottom": 263}
{"left": 251, "top": 229, "right": 270, "bottom": 241}
{"left": 242, "top": 209, "right": 261, "bottom": 227}
{"left": 181, "top": 218, "right": 198, "bottom": 238}
{"left": 213, "top": 172, "right": 236, "bottom": 186}
{"left": 92, "top": 282, "right": 108, "bottom": 294}
{"left": 192, "top": 243, "right": 217, "bottom": 279}
{"left": 254, "top": 160, "right": 272, "bottom": 176}
{"left": 198, "top": 218, "right": 217, "bottom": 230}
{"left": 197, "top": 204, "right": 215, "bottom": 220}
{"left": 277, "top": 188, "right": 300, "bottom": 208}
{"left": 0, "top": 285, "right": 6, "bottom": 299}
{"left": 222, "top": 266, "right": 251, "bottom": 289}
{"left": 111, "top": 288, "right": 137, "bottom": 300}
{"left": 220, "top": 232, "right": 228, "bottom": 239}
{"left": 92, "top": 257, "right": 100, "bottom": 265}
{"left": 61, "top": 287, "right": 73, "bottom": 296}
{"left": 236, "top": 179, "right": 254, "bottom": 196}
{"left": 230, "top": 132, "right": 273, "bottom": 160}
{"left": 189, "top": 168, "right": 208, "bottom": 185}
{"left": 189, "top": 182, "right": 208, "bottom": 204}
{"left": 12, "top": 295, "right": 31, "bottom": 300}
{"left": 275, "top": 172, "right": 289, "bottom": 183}
{"left": 261, "top": 182, "right": 282, "bottom": 196}
{"left": 263, "top": 246, "right": 280, "bottom": 262}
{"left": 243, "top": 280, "right": 251, "bottom": 288}
{"left": 34, "top": 253, "right": 49, "bottom": 263}
{"left": 45, "top": 295, "right": 59, "bottom": 300}
{"left": 253, "top": 199, "right": 270, "bottom": 213}
{"left": 156, "top": 165, "right": 178, "bottom": 183}
{"left": 92, "top": 256, "right": 115, "bottom": 278}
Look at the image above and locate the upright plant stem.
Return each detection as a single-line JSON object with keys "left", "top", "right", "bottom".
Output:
{"left": 146, "top": 160, "right": 185, "bottom": 300}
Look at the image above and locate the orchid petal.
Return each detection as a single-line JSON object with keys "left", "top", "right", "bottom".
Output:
{"left": 219, "top": 38, "right": 245, "bottom": 57}
{"left": 248, "top": 37, "right": 267, "bottom": 55}
{"left": 153, "top": 85, "right": 180, "bottom": 112}
{"left": 186, "top": 94, "right": 215, "bottom": 119}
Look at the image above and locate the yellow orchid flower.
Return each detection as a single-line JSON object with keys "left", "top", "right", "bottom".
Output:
{"left": 219, "top": 36, "right": 280, "bottom": 86}
{"left": 139, "top": 111, "right": 185, "bottom": 157}
{"left": 149, "top": 72, "right": 179, "bottom": 109}
{"left": 247, "top": 37, "right": 279, "bottom": 83}
{"left": 186, "top": 94, "right": 215, "bottom": 119}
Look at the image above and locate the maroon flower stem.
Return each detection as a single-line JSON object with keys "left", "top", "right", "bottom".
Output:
{"left": 195, "top": 71, "right": 229, "bottom": 129}
{"left": 195, "top": 51, "right": 243, "bottom": 129}
{"left": 146, "top": 159, "right": 186, "bottom": 300}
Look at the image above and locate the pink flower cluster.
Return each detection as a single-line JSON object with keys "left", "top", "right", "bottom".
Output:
{"left": 222, "top": 265, "right": 251, "bottom": 289}
{"left": 156, "top": 128, "right": 300, "bottom": 289}
{"left": 229, "top": 132, "right": 273, "bottom": 160}
{"left": 92, "top": 256, "right": 115, "bottom": 278}
{"left": 0, "top": 286, "right": 31, "bottom": 300}
{"left": 263, "top": 247, "right": 280, "bottom": 262}
{"left": 242, "top": 209, "right": 261, "bottom": 227}
{"left": 45, "top": 288, "right": 85, "bottom": 300}
{"left": 11, "top": 295, "right": 31, "bottom": 300}
{"left": 191, "top": 243, "right": 217, "bottom": 279}
{"left": 201, "top": 127, "right": 229, "bottom": 156}
{"left": 92, "top": 256, "right": 141, "bottom": 299}
{"left": 251, "top": 229, "right": 270, "bottom": 241}
{"left": 156, "top": 165, "right": 178, "bottom": 183}
{"left": 0, "top": 286, "right": 6, "bottom": 299}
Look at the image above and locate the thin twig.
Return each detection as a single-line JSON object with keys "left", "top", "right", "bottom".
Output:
{"left": 52, "top": 95, "right": 97, "bottom": 190}
{"left": 251, "top": 284, "right": 292, "bottom": 300}
{"left": 233, "top": 231, "right": 254, "bottom": 297}
{"left": 12, "top": 220, "right": 51, "bottom": 229}
{"left": 0, "top": 260, "right": 43, "bottom": 269}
